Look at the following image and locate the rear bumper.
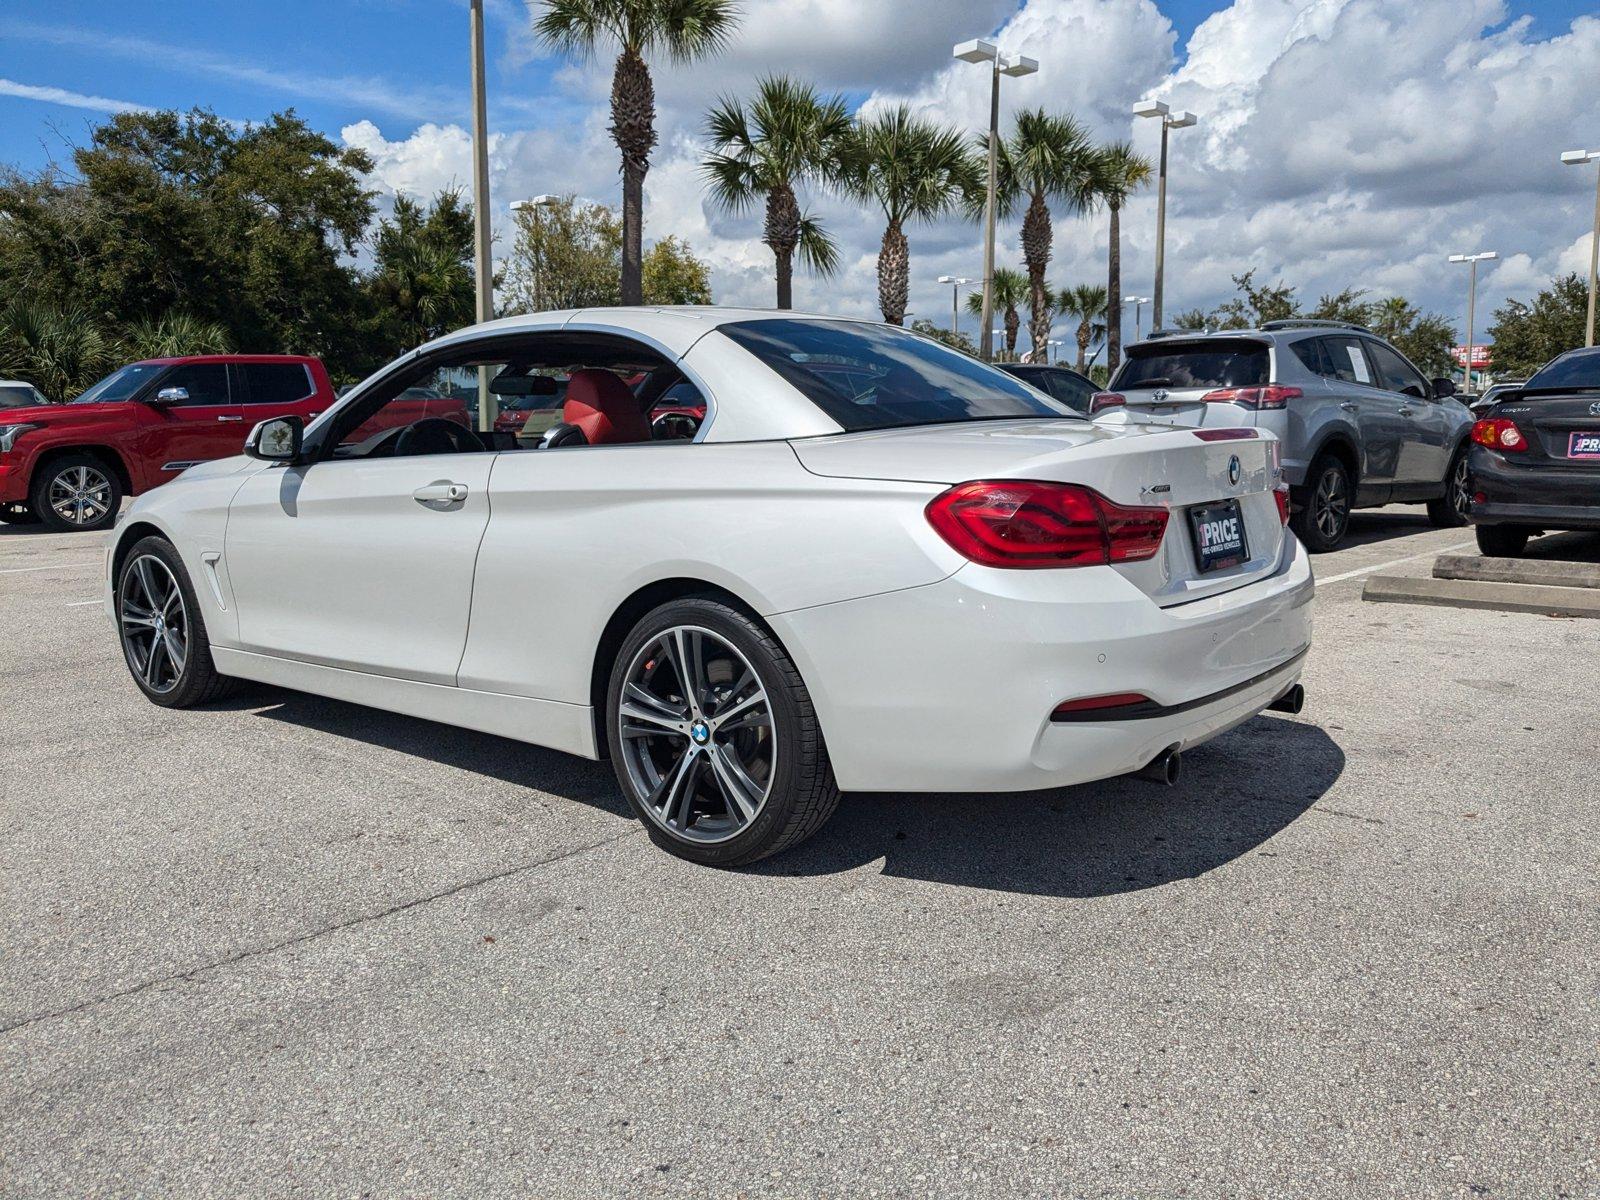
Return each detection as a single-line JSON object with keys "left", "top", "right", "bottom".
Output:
{"left": 1468, "top": 448, "right": 1600, "bottom": 529}
{"left": 769, "top": 536, "right": 1315, "bottom": 793}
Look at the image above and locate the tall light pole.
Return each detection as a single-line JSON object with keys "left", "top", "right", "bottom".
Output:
{"left": 937, "top": 275, "right": 972, "bottom": 340}
{"left": 954, "top": 39, "right": 1037, "bottom": 362}
{"left": 1132, "top": 100, "right": 1196, "bottom": 330}
{"left": 1124, "top": 295, "right": 1150, "bottom": 340}
{"left": 469, "top": 0, "right": 494, "bottom": 432}
{"left": 1562, "top": 149, "right": 1600, "bottom": 347}
{"left": 1448, "top": 251, "right": 1496, "bottom": 392}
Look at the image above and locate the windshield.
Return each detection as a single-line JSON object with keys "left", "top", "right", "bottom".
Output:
{"left": 1115, "top": 340, "right": 1269, "bottom": 390}
{"left": 1526, "top": 350, "right": 1600, "bottom": 391}
{"left": 72, "top": 363, "right": 163, "bottom": 405}
{"left": 719, "top": 318, "right": 1072, "bottom": 432}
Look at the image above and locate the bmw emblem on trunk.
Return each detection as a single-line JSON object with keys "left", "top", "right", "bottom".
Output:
{"left": 1228, "top": 455, "right": 1241, "bottom": 486}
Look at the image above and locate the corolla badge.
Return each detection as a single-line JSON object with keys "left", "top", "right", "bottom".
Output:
{"left": 1228, "top": 454, "right": 1241, "bottom": 486}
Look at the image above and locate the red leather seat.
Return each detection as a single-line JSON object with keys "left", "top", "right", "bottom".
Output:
{"left": 561, "top": 369, "right": 652, "bottom": 445}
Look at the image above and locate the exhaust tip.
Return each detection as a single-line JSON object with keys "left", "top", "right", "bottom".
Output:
{"left": 1268, "top": 684, "right": 1305, "bottom": 715}
{"left": 1135, "top": 746, "right": 1182, "bottom": 786}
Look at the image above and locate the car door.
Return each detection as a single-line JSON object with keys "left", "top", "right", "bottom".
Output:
{"left": 143, "top": 362, "right": 247, "bottom": 474}
{"left": 222, "top": 359, "right": 498, "bottom": 686}
{"left": 1042, "top": 368, "right": 1096, "bottom": 415}
{"left": 1365, "top": 339, "right": 1452, "bottom": 486}
{"left": 1321, "top": 336, "right": 1403, "bottom": 491}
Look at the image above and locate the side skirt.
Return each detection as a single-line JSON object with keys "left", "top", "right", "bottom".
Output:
{"left": 211, "top": 647, "right": 600, "bottom": 760}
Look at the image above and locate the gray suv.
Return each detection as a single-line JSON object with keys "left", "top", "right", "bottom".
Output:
{"left": 1093, "top": 320, "right": 1475, "bottom": 551}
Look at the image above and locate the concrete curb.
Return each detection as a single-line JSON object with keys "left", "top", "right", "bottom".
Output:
{"left": 1434, "top": 554, "right": 1600, "bottom": 590}
{"left": 1362, "top": 574, "right": 1600, "bottom": 618}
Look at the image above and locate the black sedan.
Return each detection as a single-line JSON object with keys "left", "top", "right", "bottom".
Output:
{"left": 1468, "top": 346, "right": 1600, "bottom": 556}
{"left": 997, "top": 363, "right": 1098, "bottom": 414}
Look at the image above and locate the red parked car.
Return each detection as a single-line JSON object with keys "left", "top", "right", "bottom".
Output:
{"left": 0, "top": 355, "right": 336, "bottom": 532}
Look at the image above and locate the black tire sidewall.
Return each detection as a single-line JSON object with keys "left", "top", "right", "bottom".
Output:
{"left": 604, "top": 597, "right": 815, "bottom": 868}
{"left": 1475, "top": 525, "right": 1531, "bottom": 558}
{"left": 1292, "top": 456, "right": 1350, "bottom": 553}
{"left": 117, "top": 536, "right": 216, "bottom": 707}
{"left": 32, "top": 454, "right": 123, "bottom": 532}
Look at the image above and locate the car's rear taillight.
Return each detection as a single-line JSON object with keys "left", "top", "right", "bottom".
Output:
{"left": 925, "top": 480, "right": 1168, "bottom": 569}
{"left": 1472, "top": 417, "right": 1528, "bottom": 452}
{"left": 1200, "top": 385, "right": 1301, "bottom": 409}
{"left": 1273, "top": 482, "right": 1291, "bottom": 525}
{"left": 1089, "top": 392, "right": 1126, "bottom": 414}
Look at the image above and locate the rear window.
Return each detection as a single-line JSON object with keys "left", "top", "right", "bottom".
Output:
{"left": 239, "top": 363, "right": 314, "bottom": 406}
{"left": 1114, "top": 339, "right": 1268, "bottom": 390}
{"left": 720, "top": 318, "right": 1071, "bottom": 432}
{"left": 1527, "top": 351, "right": 1600, "bottom": 391}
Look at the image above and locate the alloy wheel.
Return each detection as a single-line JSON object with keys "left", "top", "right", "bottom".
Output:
{"left": 120, "top": 555, "right": 188, "bottom": 694}
{"left": 617, "top": 625, "right": 775, "bottom": 845}
{"left": 47, "top": 464, "right": 114, "bottom": 527}
{"left": 1450, "top": 454, "right": 1471, "bottom": 519}
{"left": 1313, "top": 467, "right": 1349, "bottom": 541}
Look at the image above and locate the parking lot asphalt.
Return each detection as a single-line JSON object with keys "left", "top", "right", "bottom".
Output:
{"left": 2, "top": 510, "right": 1597, "bottom": 1198}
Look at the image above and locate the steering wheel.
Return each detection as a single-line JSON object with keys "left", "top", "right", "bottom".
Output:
{"left": 393, "top": 417, "right": 480, "bottom": 457}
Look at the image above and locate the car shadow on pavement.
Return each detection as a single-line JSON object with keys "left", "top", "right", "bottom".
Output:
{"left": 1337, "top": 509, "right": 1439, "bottom": 550}
{"left": 762, "top": 715, "right": 1345, "bottom": 898}
{"left": 242, "top": 686, "right": 1341, "bottom": 900}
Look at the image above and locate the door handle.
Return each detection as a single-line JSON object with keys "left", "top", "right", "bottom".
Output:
{"left": 1339, "top": 402, "right": 1359, "bottom": 412}
{"left": 1397, "top": 407, "right": 1415, "bottom": 417}
{"left": 217, "top": 414, "right": 243, "bottom": 422}
{"left": 413, "top": 482, "right": 469, "bottom": 506}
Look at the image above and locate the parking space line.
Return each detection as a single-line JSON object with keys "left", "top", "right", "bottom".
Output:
{"left": 1315, "top": 540, "right": 1474, "bottom": 586}
{"left": 0, "top": 564, "right": 89, "bottom": 574}
{"left": 65, "top": 600, "right": 103, "bottom": 607}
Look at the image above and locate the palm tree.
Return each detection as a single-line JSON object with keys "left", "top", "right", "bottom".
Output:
{"left": 0, "top": 303, "right": 117, "bottom": 403}
{"left": 842, "top": 106, "right": 980, "bottom": 325}
{"left": 965, "top": 268, "right": 1029, "bottom": 360}
{"left": 1055, "top": 283, "right": 1107, "bottom": 371}
{"left": 703, "top": 76, "right": 853, "bottom": 309}
{"left": 535, "top": 0, "right": 738, "bottom": 306}
{"left": 120, "top": 313, "right": 233, "bottom": 361}
{"left": 994, "top": 109, "right": 1096, "bottom": 360}
{"left": 1090, "top": 141, "right": 1152, "bottom": 373}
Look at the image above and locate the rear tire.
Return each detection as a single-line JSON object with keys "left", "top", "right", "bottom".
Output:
{"left": 1290, "top": 454, "right": 1352, "bottom": 552}
{"left": 116, "top": 536, "right": 238, "bottom": 708}
{"left": 32, "top": 453, "right": 122, "bottom": 532}
{"left": 604, "top": 596, "right": 841, "bottom": 867}
{"left": 0, "top": 501, "right": 40, "bottom": 525}
{"left": 1427, "top": 445, "right": 1471, "bottom": 527}
{"left": 1475, "top": 525, "right": 1532, "bottom": 558}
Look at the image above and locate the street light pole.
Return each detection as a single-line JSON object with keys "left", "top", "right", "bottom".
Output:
{"left": 469, "top": 0, "right": 494, "bottom": 432}
{"left": 1448, "top": 251, "right": 1496, "bottom": 392}
{"left": 937, "top": 275, "right": 972, "bottom": 341}
{"left": 1124, "top": 295, "right": 1149, "bottom": 340}
{"left": 1562, "top": 149, "right": 1600, "bottom": 347}
{"left": 954, "top": 39, "right": 1037, "bottom": 361}
{"left": 1133, "top": 101, "right": 1196, "bottom": 330}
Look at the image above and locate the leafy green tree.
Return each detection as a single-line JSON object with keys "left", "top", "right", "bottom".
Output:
{"left": 1170, "top": 307, "right": 1209, "bottom": 331}
{"left": 1366, "top": 296, "right": 1455, "bottom": 376}
{"left": 995, "top": 110, "right": 1096, "bottom": 358}
{"left": 0, "top": 303, "right": 117, "bottom": 402}
{"left": 1087, "top": 142, "right": 1152, "bottom": 371}
{"left": 368, "top": 190, "right": 476, "bottom": 346}
{"left": 501, "top": 195, "right": 624, "bottom": 313}
{"left": 843, "top": 106, "right": 978, "bottom": 326}
{"left": 1055, "top": 283, "right": 1107, "bottom": 371}
{"left": 703, "top": 76, "right": 852, "bottom": 309}
{"left": 910, "top": 318, "right": 978, "bottom": 357}
{"left": 535, "top": 0, "right": 738, "bottom": 306}
{"left": 966, "top": 267, "right": 1028, "bottom": 360}
{"left": 1486, "top": 274, "right": 1589, "bottom": 378}
{"left": 1309, "top": 287, "right": 1370, "bottom": 326}
{"left": 120, "top": 312, "right": 232, "bottom": 360}
{"left": 642, "top": 235, "right": 714, "bottom": 304}
{"left": 1212, "top": 269, "right": 1299, "bottom": 329}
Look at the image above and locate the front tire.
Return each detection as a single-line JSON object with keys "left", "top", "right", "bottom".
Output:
{"left": 1290, "top": 454, "right": 1352, "bottom": 552}
{"left": 604, "top": 597, "right": 840, "bottom": 867}
{"left": 32, "top": 453, "right": 122, "bottom": 532}
{"left": 1427, "top": 445, "right": 1471, "bottom": 527}
{"left": 1475, "top": 525, "right": 1533, "bottom": 558}
{"left": 116, "top": 536, "right": 238, "bottom": 707}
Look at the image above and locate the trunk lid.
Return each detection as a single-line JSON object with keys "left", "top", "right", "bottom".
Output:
{"left": 1095, "top": 335, "right": 1272, "bottom": 429}
{"left": 791, "top": 418, "right": 1285, "bottom": 606}
{"left": 1496, "top": 389, "right": 1600, "bottom": 466}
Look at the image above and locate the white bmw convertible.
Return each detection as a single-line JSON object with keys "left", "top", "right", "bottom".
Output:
{"left": 106, "top": 308, "right": 1314, "bottom": 865}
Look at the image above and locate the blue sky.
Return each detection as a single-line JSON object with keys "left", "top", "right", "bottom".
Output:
{"left": 2, "top": 0, "right": 1598, "bottom": 338}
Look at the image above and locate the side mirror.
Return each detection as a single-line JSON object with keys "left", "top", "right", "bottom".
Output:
{"left": 245, "top": 415, "right": 304, "bottom": 462}
{"left": 150, "top": 386, "right": 188, "bottom": 408}
{"left": 1430, "top": 377, "right": 1456, "bottom": 398}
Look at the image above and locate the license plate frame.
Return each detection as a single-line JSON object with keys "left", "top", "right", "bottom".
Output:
{"left": 1567, "top": 431, "right": 1600, "bottom": 459}
{"left": 1188, "top": 499, "right": 1249, "bottom": 574}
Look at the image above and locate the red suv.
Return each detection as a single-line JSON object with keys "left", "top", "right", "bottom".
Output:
{"left": 0, "top": 355, "right": 334, "bottom": 532}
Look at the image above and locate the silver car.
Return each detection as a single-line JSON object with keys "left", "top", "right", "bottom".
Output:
{"left": 1092, "top": 320, "right": 1475, "bottom": 550}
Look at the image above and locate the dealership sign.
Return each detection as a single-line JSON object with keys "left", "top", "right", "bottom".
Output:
{"left": 1452, "top": 345, "right": 1493, "bottom": 367}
